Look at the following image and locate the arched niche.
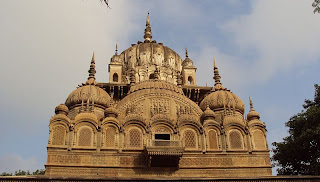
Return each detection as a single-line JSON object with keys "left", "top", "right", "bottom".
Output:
{"left": 74, "top": 122, "right": 97, "bottom": 148}
{"left": 102, "top": 124, "right": 119, "bottom": 149}
{"left": 49, "top": 123, "right": 68, "bottom": 147}
{"left": 124, "top": 125, "right": 145, "bottom": 149}
{"left": 180, "top": 126, "right": 200, "bottom": 150}
{"left": 188, "top": 76, "right": 193, "bottom": 85}
{"left": 113, "top": 73, "right": 119, "bottom": 82}
{"left": 151, "top": 124, "right": 174, "bottom": 140}
{"left": 205, "top": 127, "right": 221, "bottom": 151}
{"left": 251, "top": 128, "right": 267, "bottom": 150}
{"left": 227, "top": 128, "right": 246, "bottom": 150}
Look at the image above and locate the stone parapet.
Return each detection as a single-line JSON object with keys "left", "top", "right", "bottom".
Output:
{"left": 0, "top": 176, "right": 320, "bottom": 182}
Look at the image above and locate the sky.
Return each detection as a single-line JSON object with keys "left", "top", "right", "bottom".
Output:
{"left": 0, "top": 0, "right": 319, "bottom": 175}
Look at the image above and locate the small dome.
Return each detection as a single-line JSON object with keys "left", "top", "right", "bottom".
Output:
{"left": 200, "top": 89, "right": 245, "bottom": 114}
{"left": 201, "top": 106, "right": 215, "bottom": 121}
{"left": 247, "top": 97, "right": 260, "bottom": 121}
{"left": 110, "top": 54, "right": 121, "bottom": 64}
{"left": 247, "top": 110, "right": 260, "bottom": 121}
{"left": 65, "top": 85, "right": 111, "bottom": 109}
{"left": 128, "top": 79, "right": 184, "bottom": 95}
{"left": 200, "top": 59, "right": 245, "bottom": 114}
{"left": 182, "top": 49, "right": 194, "bottom": 67}
{"left": 223, "top": 114, "right": 245, "bottom": 127}
{"left": 105, "top": 107, "right": 118, "bottom": 118}
{"left": 182, "top": 57, "right": 194, "bottom": 67}
{"left": 55, "top": 104, "right": 69, "bottom": 115}
{"left": 110, "top": 44, "right": 121, "bottom": 64}
{"left": 65, "top": 52, "right": 111, "bottom": 109}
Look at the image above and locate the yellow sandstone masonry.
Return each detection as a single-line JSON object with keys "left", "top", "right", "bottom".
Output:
{"left": 45, "top": 14, "right": 272, "bottom": 178}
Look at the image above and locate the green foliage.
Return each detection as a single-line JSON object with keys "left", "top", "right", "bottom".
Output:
{"left": 32, "top": 169, "right": 45, "bottom": 175}
{"left": 313, "top": 0, "right": 320, "bottom": 14}
{"left": 0, "top": 172, "right": 12, "bottom": 176}
{"left": 0, "top": 169, "right": 45, "bottom": 176}
{"left": 272, "top": 84, "right": 320, "bottom": 175}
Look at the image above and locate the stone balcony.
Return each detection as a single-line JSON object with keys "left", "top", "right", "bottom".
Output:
{"left": 145, "top": 139, "right": 185, "bottom": 167}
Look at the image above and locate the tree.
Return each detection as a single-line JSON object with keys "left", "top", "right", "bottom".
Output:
{"left": 313, "top": 0, "right": 320, "bottom": 13}
{"left": 100, "top": 0, "right": 110, "bottom": 8}
{"left": 0, "top": 169, "right": 45, "bottom": 176}
{"left": 0, "top": 172, "right": 12, "bottom": 176}
{"left": 272, "top": 84, "right": 320, "bottom": 175}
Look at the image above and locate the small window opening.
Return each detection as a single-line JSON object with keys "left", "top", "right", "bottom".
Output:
{"left": 188, "top": 76, "right": 193, "bottom": 85}
{"left": 155, "top": 134, "right": 170, "bottom": 140}
{"left": 149, "top": 73, "right": 155, "bottom": 79}
{"left": 113, "top": 73, "right": 118, "bottom": 82}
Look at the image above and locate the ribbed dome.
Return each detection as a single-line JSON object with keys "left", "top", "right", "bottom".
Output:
{"left": 199, "top": 59, "right": 244, "bottom": 114}
{"left": 182, "top": 49, "right": 194, "bottom": 67}
{"left": 105, "top": 106, "right": 118, "bottom": 118}
{"left": 65, "top": 85, "right": 111, "bottom": 109}
{"left": 65, "top": 52, "right": 111, "bottom": 109}
{"left": 200, "top": 89, "right": 245, "bottom": 114}
{"left": 55, "top": 104, "right": 69, "bottom": 115}
{"left": 201, "top": 106, "right": 215, "bottom": 120}
{"left": 118, "top": 42, "right": 183, "bottom": 72}
{"left": 110, "top": 44, "right": 121, "bottom": 64}
{"left": 247, "top": 110, "right": 260, "bottom": 120}
{"left": 110, "top": 54, "right": 121, "bottom": 64}
{"left": 182, "top": 57, "right": 193, "bottom": 67}
{"left": 128, "top": 79, "right": 184, "bottom": 95}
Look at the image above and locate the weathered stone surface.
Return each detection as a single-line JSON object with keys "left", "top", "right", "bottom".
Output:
{"left": 45, "top": 14, "right": 272, "bottom": 178}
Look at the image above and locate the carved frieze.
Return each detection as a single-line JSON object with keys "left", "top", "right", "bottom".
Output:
{"left": 150, "top": 98, "right": 170, "bottom": 117}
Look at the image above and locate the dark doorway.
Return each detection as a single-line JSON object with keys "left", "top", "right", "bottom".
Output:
{"left": 155, "top": 134, "right": 170, "bottom": 140}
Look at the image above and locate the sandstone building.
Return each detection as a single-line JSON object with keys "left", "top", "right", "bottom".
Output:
{"left": 45, "top": 14, "right": 272, "bottom": 178}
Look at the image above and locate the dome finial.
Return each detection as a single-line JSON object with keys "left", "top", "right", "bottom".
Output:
{"left": 185, "top": 48, "right": 188, "bottom": 58}
{"left": 213, "top": 58, "right": 224, "bottom": 90}
{"left": 144, "top": 12, "right": 152, "bottom": 43}
{"left": 115, "top": 43, "right": 118, "bottom": 55}
{"left": 249, "top": 96, "right": 254, "bottom": 110}
{"left": 247, "top": 96, "right": 260, "bottom": 120}
{"left": 86, "top": 52, "right": 97, "bottom": 85}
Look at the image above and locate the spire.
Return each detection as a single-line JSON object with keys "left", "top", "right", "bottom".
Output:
{"left": 213, "top": 58, "right": 225, "bottom": 90}
{"left": 115, "top": 43, "right": 118, "bottom": 55}
{"left": 249, "top": 96, "right": 256, "bottom": 111}
{"left": 247, "top": 96, "right": 260, "bottom": 120}
{"left": 86, "top": 52, "right": 97, "bottom": 85}
{"left": 144, "top": 12, "right": 152, "bottom": 43}
{"left": 185, "top": 48, "right": 189, "bottom": 58}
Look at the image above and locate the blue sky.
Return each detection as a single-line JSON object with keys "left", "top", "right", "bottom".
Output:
{"left": 0, "top": 0, "right": 319, "bottom": 175}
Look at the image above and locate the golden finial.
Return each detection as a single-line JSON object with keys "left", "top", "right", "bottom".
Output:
{"left": 86, "top": 52, "right": 97, "bottom": 85}
{"left": 185, "top": 48, "right": 188, "bottom": 58}
{"left": 144, "top": 12, "right": 152, "bottom": 43}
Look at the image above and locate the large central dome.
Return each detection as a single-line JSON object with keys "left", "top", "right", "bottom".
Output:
{"left": 113, "top": 42, "right": 183, "bottom": 73}
{"left": 109, "top": 13, "right": 183, "bottom": 85}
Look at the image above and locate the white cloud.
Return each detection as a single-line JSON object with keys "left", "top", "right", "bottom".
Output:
{"left": 0, "top": 154, "right": 41, "bottom": 174}
{"left": 0, "top": 0, "right": 140, "bottom": 127}
{"left": 218, "top": 0, "right": 320, "bottom": 85}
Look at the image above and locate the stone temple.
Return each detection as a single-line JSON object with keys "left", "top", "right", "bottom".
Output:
{"left": 45, "top": 14, "right": 272, "bottom": 178}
